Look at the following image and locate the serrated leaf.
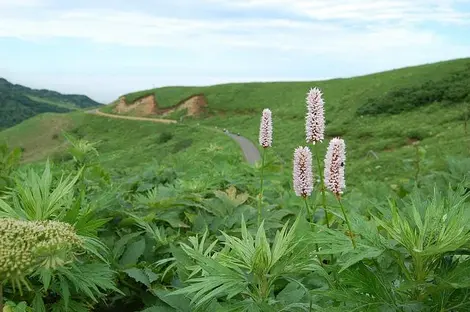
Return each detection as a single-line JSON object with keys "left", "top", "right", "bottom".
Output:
{"left": 338, "top": 246, "right": 384, "bottom": 272}
{"left": 58, "top": 275, "right": 71, "bottom": 310}
{"left": 39, "top": 269, "right": 52, "bottom": 291}
{"left": 144, "top": 267, "right": 159, "bottom": 284}
{"left": 32, "top": 293, "right": 46, "bottom": 312}
{"left": 120, "top": 237, "right": 146, "bottom": 266}
{"left": 139, "top": 305, "right": 176, "bottom": 312}
{"left": 124, "top": 268, "right": 151, "bottom": 287}
{"left": 152, "top": 288, "right": 192, "bottom": 312}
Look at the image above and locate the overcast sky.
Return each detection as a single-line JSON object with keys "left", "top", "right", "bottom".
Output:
{"left": 0, "top": 0, "right": 469, "bottom": 103}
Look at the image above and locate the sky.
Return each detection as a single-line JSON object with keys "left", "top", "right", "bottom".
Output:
{"left": 0, "top": 0, "right": 469, "bottom": 103}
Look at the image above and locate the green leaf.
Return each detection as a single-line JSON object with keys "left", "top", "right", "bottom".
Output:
{"left": 120, "top": 237, "right": 146, "bottom": 266}
{"left": 59, "top": 274, "right": 71, "bottom": 310}
{"left": 124, "top": 267, "right": 152, "bottom": 287}
{"left": 113, "top": 232, "right": 144, "bottom": 260}
{"left": 152, "top": 288, "right": 192, "bottom": 312}
{"left": 39, "top": 269, "right": 53, "bottom": 291}
{"left": 32, "top": 293, "right": 46, "bottom": 312}
{"left": 140, "top": 305, "right": 176, "bottom": 312}
{"left": 338, "top": 246, "right": 384, "bottom": 273}
{"left": 275, "top": 281, "right": 305, "bottom": 305}
{"left": 144, "top": 267, "right": 159, "bottom": 284}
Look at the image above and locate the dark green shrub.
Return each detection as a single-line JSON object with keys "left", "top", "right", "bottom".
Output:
{"left": 404, "top": 129, "right": 429, "bottom": 141}
{"left": 158, "top": 131, "right": 173, "bottom": 143}
{"left": 357, "top": 65, "right": 470, "bottom": 116}
{"left": 172, "top": 139, "right": 193, "bottom": 153}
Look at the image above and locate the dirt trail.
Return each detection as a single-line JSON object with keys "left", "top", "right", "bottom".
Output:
{"left": 86, "top": 109, "right": 261, "bottom": 164}
{"left": 86, "top": 109, "right": 177, "bottom": 124}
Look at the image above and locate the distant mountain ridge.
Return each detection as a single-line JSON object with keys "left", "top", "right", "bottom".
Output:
{"left": 0, "top": 77, "right": 101, "bottom": 129}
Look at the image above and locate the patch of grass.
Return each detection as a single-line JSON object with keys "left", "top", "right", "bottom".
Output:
{"left": 0, "top": 111, "right": 244, "bottom": 176}
{"left": 26, "top": 95, "right": 79, "bottom": 110}
{"left": 0, "top": 112, "right": 76, "bottom": 163}
{"left": 162, "top": 108, "right": 188, "bottom": 120}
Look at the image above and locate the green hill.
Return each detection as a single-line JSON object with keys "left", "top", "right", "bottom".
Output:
{"left": 2, "top": 57, "right": 470, "bottom": 186}
{"left": 113, "top": 57, "right": 470, "bottom": 183}
{"left": 0, "top": 77, "right": 102, "bottom": 129}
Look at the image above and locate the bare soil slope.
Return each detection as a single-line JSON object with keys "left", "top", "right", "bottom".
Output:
{"left": 113, "top": 93, "right": 207, "bottom": 118}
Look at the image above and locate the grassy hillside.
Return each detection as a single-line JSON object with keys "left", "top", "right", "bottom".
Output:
{"left": 0, "top": 77, "right": 102, "bottom": 129}
{"left": 2, "top": 57, "right": 470, "bottom": 187}
{"left": 113, "top": 57, "right": 470, "bottom": 184}
{"left": 0, "top": 112, "right": 246, "bottom": 179}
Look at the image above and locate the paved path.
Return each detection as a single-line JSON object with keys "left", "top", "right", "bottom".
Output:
{"left": 86, "top": 109, "right": 261, "bottom": 164}
{"left": 226, "top": 133, "right": 261, "bottom": 164}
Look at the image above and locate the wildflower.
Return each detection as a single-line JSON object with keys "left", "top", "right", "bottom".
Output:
{"left": 259, "top": 108, "right": 273, "bottom": 148}
{"left": 0, "top": 218, "right": 81, "bottom": 284}
{"left": 324, "top": 138, "right": 346, "bottom": 196}
{"left": 293, "top": 146, "right": 314, "bottom": 197}
{"left": 305, "top": 87, "right": 325, "bottom": 144}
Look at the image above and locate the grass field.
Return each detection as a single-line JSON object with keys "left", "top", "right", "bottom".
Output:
{"left": 0, "top": 111, "right": 245, "bottom": 179}
{"left": 106, "top": 57, "right": 470, "bottom": 185}
{"left": 1, "top": 58, "right": 469, "bottom": 187}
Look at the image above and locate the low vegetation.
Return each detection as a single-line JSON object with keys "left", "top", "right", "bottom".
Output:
{"left": 357, "top": 62, "right": 470, "bottom": 115}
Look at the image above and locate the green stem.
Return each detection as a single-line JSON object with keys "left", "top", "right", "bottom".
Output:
{"left": 0, "top": 282, "right": 3, "bottom": 312}
{"left": 305, "top": 197, "right": 324, "bottom": 266}
{"left": 337, "top": 196, "right": 356, "bottom": 248}
{"left": 414, "top": 145, "right": 420, "bottom": 187}
{"left": 303, "top": 196, "right": 309, "bottom": 219}
{"left": 257, "top": 148, "right": 266, "bottom": 226}
{"left": 314, "top": 144, "right": 330, "bottom": 228}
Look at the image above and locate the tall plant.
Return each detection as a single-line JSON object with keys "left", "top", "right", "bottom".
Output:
{"left": 0, "top": 161, "right": 118, "bottom": 311}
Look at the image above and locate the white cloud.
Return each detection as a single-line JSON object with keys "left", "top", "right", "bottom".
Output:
{"left": 211, "top": 0, "right": 470, "bottom": 24}
{"left": 0, "top": 0, "right": 468, "bottom": 55}
{"left": 0, "top": 7, "right": 455, "bottom": 57}
{"left": 0, "top": 0, "right": 46, "bottom": 8}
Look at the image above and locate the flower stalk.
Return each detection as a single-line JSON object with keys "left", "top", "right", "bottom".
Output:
{"left": 305, "top": 87, "right": 325, "bottom": 145}
{"left": 258, "top": 108, "right": 272, "bottom": 225}
{"left": 324, "top": 138, "right": 356, "bottom": 248}
{"left": 293, "top": 146, "right": 314, "bottom": 199}
{"left": 305, "top": 87, "right": 329, "bottom": 226}
{"left": 337, "top": 195, "right": 356, "bottom": 248}
{"left": 258, "top": 148, "right": 266, "bottom": 226}
{"left": 314, "top": 144, "right": 330, "bottom": 227}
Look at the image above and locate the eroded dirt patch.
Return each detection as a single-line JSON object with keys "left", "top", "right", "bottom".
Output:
{"left": 161, "top": 94, "right": 207, "bottom": 117}
{"left": 114, "top": 95, "right": 157, "bottom": 116}
{"left": 113, "top": 94, "right": 207, "bottom": 118}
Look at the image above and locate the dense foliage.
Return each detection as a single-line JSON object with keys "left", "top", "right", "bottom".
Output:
{"left": 0, "top": 78, "right": 101, "bottom": 129}
{"left": 2, "top": 59, "right": 470, "bottom": 311}
{"left": 357, "top": 64, "right": 470, "bottom": 115}
{"left": 2, "top": 98, "right": 470, "bottom": 311}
